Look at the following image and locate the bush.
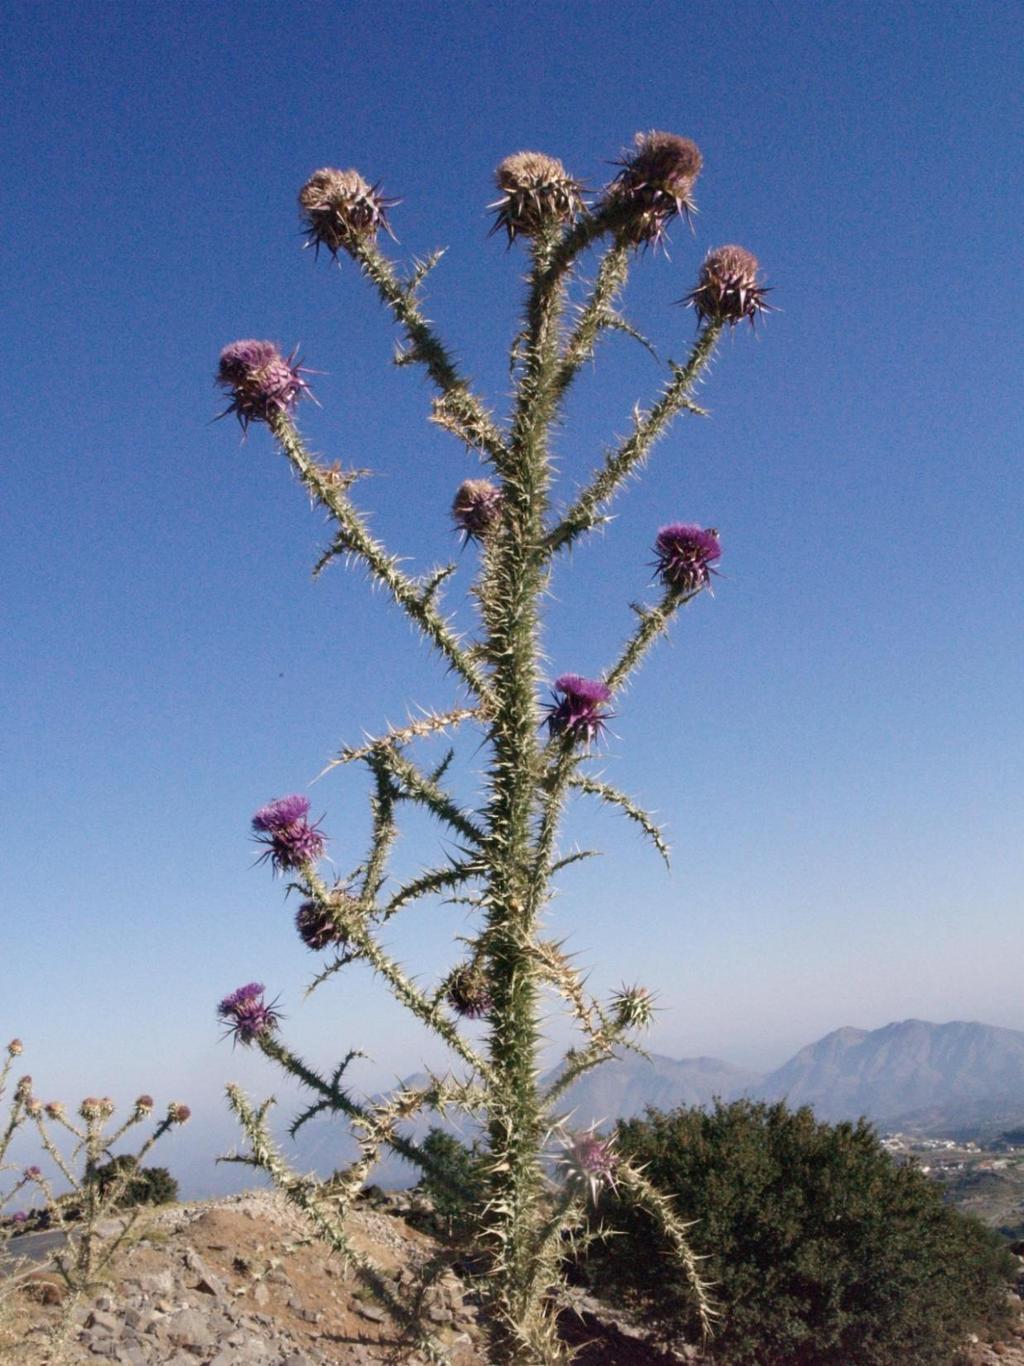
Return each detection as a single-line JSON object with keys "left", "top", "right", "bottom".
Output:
{"left": 415, "top": 1128, "right": 485, "bottom": 1241}
{"left": 87, "top": 1155, "right": 178, "bottom": 1209}
{"left": 583, "top": 1100, "right": 1015, "bottom": 1365}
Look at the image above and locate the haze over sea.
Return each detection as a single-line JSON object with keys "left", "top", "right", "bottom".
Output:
{"left": 4, "top": 1, "right": 1021, "bottom": 1195}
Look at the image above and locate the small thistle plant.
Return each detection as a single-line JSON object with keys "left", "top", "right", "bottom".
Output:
{"left": 215, "top": 131, "right": 770, "bottom": 1362}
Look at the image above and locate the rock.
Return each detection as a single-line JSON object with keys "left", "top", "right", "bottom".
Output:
{"left": 87, "top": 1308, "right": 122, "bottom": 1334}
{"left": 164, "top": 1306, "right": 215, "bottom": 1349}
{"left": 136, "top": 1269, "right": 177, "bottom": 1297}
{"left": 194, "top": 1271, "right": 228, "bottom": 1299}
{"left": 251, "top": 1281, "right": 271, "bottom": 1306}
{"left": 355, "top": 1301, "right": 387, "bottom": 1322}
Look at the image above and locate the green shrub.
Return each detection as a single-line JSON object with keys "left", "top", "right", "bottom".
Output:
{"left": 87, "top": 1155, "right": 178, "bottom": 1209}
{"left": 583, "top": 1100, "right": 1015, "bottom": 1365}
{"left": 415, "top": 1128, "right": 485, "bottom": 1240}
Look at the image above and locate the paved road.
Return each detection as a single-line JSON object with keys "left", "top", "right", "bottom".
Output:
{"left": 1, "top": 1228, "right": 65, "bottom": 1272}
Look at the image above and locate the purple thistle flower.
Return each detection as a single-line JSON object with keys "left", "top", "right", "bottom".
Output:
{"left": 11, "top": 1212, "right": 28, "bottom": 1225}
{"left": 251, "top": 794, "right": 325, "bottom": 872}
{"left": 490, "top": 152, "right": 584, "bottom": 243}
{"left": 685, "top": 245, "right": 771, "bottom": 328}
{"left": 654, "top": 524, "right": 721, "bottom": 594}
{"left": 446, "top": 966, "right": 493, "bottom": 1020}
{"left": 452, "top": 479, "right": 503, "bottom": 540}
{"left": 217, "top": 983, "right": 280, "bottom": 1047}
{"left": 545, "top": 675, "right": 613, "bottom": 747}
{"left": 558, "top": 1127, "right": 618, "bottom": 1204}
{"left": 216, "top": 339, "right": 312, "bottom": 431}
{"left": 604, "top": 131, "right": 703, "bottom": 251}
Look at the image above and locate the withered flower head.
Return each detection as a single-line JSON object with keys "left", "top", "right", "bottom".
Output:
{"left": 134, "top": 1094, "right": 154, "bottom": 1116}
{"left": 299, "top": 167, "right": 398, "bottom": 256}
{"left": 685, "top": 245, "right": 770, "bottom": 327}
{"left": 295, "top": 895, "right": 356, "bottom": 952}
{"left": 7, "top": 1039, "right": 23, "bottom": 1057}
{"left": 604, "top": 131, "right": 702, "bottom": 250}
{"left": 44, "top": 1101, "right": 65, "bottom": 1120}
{"left": 445, "top": 965, "right": 493, "bottom": 1020}
{"left": 490, "top": 152, "right": 583, "bottom": 242}
{"left": 167, "top": 1102, "right": 191, "bottom": 1125}
{"left": 216, "top": 340, "right": 312, "bottom": 432}
{"left": 452, "top": 479, "right": 503, "bottom": 539}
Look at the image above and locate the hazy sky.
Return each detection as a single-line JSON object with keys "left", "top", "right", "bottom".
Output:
{"left": 4, "top": 0, "right": 1022, "bottom": 1195}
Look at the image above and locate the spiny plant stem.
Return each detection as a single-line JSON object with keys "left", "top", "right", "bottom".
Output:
{"left": 269, "top": 413, "right": 490, "bottom": 699}
{"left": 349, "top": 238, "right": 507, "bottom": 466}
{"left": 557, "top": 240, "right": 631, "bottom": 395}
{"left": 605, "top": 585, "right": 697, "bottom": 693}
{"left": 546, "top": 320, "right": 723, "bottom": 555}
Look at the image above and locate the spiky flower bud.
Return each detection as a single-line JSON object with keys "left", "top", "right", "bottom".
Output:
{"left": 167, "top": 1102, "right": 191, "bottom": 1125}
{"left": 7, "top": 1039, "right": 23, "bottom": 1056}
{"left": 23, "top": 1166, "right": 42, "bottom": 1182}
{"left": 445, "top": 965, "right": 493, "bottom": 1020}
{"left": 15, "top": 1076, "right": 32, "bottom": 1101}
{"left": 295, "top": 895, "right": 355, "bottom": 952}
{"left": 545, "top": 675, "right": 613, "bottom": 747}
{"left": 218, "top": 983, "right": 280, "bottom": 1046}
{"left": 216, "top": 340, "right": 312, "bottom": 432}
{"left": 252, "top": 794, "right": 326, "bottom": 873}
{"left": 452, "top": 479, "right": 503, "bottom": 539}
{"left": 611, "top": 985, "right": 656, "bottom": 1031}
{"left": 299, "top": 168, "right": 397, "bottom": 256}
{"left": 44, "top": 1101, "right": 65, "bottom": 1120}
{"left": 490, "top": 152, "right": 583, "bottom": 243}
{"left": 134, "top": 1094, "right": 154, "bottom": 1117}
{"left": 654, "top": 524, "right": 721, "bottom": 594}
{"left": 685, "top": 245, "right": 769, "bottom": 327}
{"left": 25, "top": 1098, "right": 42, "bottom": 1118}
{"left": 79, "top": 1097, "right": 103, "bottom": 1121}
{"left": 558, "top": 1127, "right": 618, "bottom": 1203}
{"left": 604, "top": 131, "right": 702, "bottom": 250}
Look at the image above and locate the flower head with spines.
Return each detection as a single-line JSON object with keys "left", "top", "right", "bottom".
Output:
{"left": 604, "top": 131, "right": 703, "bottom": 250}
{"left": 686, "top": 246, "right": 770, "bottom": 327}
{"left": 252, "top": 794, "right": 325, "bottom": 873}
{"left": 299, "top": 167, "right": 398, "bottom": 256}
{"left": 217, "top": 983, "right": 280, "bottom": 1047}
{"left": 490, "top": 152, "right": 584, "bottom": 243}
{"left": 545, "top": 675, "right": 613, "bottom": 747}
{"left": 654, "top": 524, "right": 722, "bottom": 594}
{"left": 217, "top": 340, "right": 312, "bottom": 431}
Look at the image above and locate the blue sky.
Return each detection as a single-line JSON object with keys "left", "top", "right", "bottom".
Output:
{"left": 3, "top": 0, "right": 1022, "bottom": 1195}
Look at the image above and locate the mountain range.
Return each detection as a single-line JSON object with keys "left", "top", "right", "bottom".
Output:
{"left": 289, "top": 1019, "right": 1024, "bottom": 1183}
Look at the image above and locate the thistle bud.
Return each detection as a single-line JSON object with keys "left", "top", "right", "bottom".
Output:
{"left": 134, "top": 1094, "right": 154, "bottom": 1117}
{"left": 216, "top": 340, "right": 312, "bottom": 432}
{"left": 611, "top": 985, "right": 656, "bottom": 1031}
{"left": 299, "top": 168, "right": 397, "bottom": 256}
{"left": 445, "top": 966, "right": 493, "bottom": 1020}
{"left": 295, "top": 896, "right": 354, "bottom": 952}
{"left": 490, "top": 152, "right": 583, "bottom": 243}
{"left": 558, "top": 1127, "right": 618, "bottom": 1203}
{"left": 685, "top": 246, "right": 770, "bottom": 328}
{"left": 452, "top": 479, "right": 503, "bottom": 540}
{"left": 603, "top": 131, "right": 702, "bottom": 250}
{"left": 167, "top": 1102, "right": 191, "bottom": 1125}
{"left": 7, "top": 1039, "right": 23, "bottom": 1056}
{"left": 44, "top": 1101, "right": 65, "bottom": 1120}
{"left": 23, "top": 1166, "right": 42, "bottom": 1182}
{"left": 79, "top": 1097, "right": 102, "bottom": 1121}
{"left": 15, "top": 1076, "right": 32, "bottom": 1101}
{"left": 25, "top": 1098, "right": 42, "bottom": 1118}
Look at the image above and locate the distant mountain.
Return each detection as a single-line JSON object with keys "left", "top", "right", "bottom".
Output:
{"left": 282, "top": 1020, "right": 1024, "bottom": 1187}
{"left": 756, "top": 1019, "right": 1024, "bottom": 1134}
{"left": 551, "top": 1052, "right": 762, "bottom": 1126}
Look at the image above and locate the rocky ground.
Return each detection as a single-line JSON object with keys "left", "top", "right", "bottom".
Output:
{"left": 3, "top": 1188, "right": 1024, "bottom": 1364}
{"left": 0, "top": 1189, "right": 692, "bottom": 1365}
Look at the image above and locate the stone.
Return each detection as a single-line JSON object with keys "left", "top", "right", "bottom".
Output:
{"left": 87, "top": 1309, "right": 122, "bottom": 1334}
{"left": 251, "top": 1281, "right": 271, "bottom": 1306}
{"left": 355, "top": 1301, "right": 387, "bottom": 1323}
{"left": 136, "top": 1270, "right": 177, "bottom": 1297}
{"left": 164, "top": 1307, "right": 215, "bottom": 1349}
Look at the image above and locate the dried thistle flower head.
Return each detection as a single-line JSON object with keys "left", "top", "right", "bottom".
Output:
{"left": 7, "top": 1038, "right": 23, "bottom": 1056}
{"left": 490, "top": 152, "right": 583, "bottom": 242}
{"left": 299, "top": 167, "right": 397, "bottom": 256}
{"left": 686, "top": 245, "right": 770, "bottom": 327}
{"left": 604, "top": 131, "right": 702, "bottom": 249}
{"left": 446, "top": 965, "right": 493, "bottom": 1020}
{"left": 167, "top": 1102, "right": 191, "bottom": 1125}
{"left": 25, "top": 1098, "right": 42, "bottom": 1117}
{"left": 44, "top": 1101, "right": 65, "bottom": 1120}
{"left": 452, "top": 478, "right": 503, "bottom": 539}
{"left": 22, "top": 1166, "right": 42, "bottom": 1182}
{"left": 252, "top": 794, "right": 326, "bottom": 872}
{"left": 15, "top": 1075, "right": 32, "bottom": 1101}
{"left": 218, "top": 983, "right": 280, "bottom": 1046}
{"left": 134, "top": 1094, "right": 154, "bottom": 1116}
{"left": 217, "top": 340, "right": 312, "bottom": 432}
{"left": 557, "top": 1126, "right": 618, "bottom": 1203}
{"left": 79, "top": 1096, "right": 103, "bottom": 1121}
{"left": 654, "top": 523, "right": 721, "bottom": 593}
{"left": 545, "top": 675, "right": 613, "bottom": 747}
{"left": 295, "top": 895, "right": 354, "bottom": 951}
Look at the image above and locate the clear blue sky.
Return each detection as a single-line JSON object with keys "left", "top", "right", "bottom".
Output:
{"left": 3, "top": 0, "right": 1022, "bottom": 1195}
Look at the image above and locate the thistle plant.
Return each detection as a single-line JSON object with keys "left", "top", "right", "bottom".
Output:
{"left": 215, "top": 131, "right": 770, "bottom": 1362}
{"left": 0, "top": 1038, "right": 188, "bottom": 1355}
